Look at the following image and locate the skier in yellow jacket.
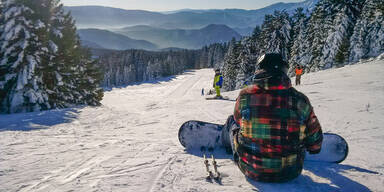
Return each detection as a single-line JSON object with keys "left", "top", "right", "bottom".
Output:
{"left": 213, "top": 69, "right": 223, "bottom": 98}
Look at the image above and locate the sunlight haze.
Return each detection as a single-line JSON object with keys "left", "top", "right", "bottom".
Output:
{"left": 61, "top": 0, "right": 305, "bottom": 11}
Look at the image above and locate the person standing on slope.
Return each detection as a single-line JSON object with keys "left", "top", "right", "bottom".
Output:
{"left": 295, "top": 64, "right": 304, "bottom": 86}
{"left": 213, "top": 69, "right": 223, "bottom": 99}
{"left": 221, "top": 53, "right": 323, "bottom": 182}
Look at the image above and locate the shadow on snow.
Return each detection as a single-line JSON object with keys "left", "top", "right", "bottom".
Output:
{"left": 183, "top": 148, "right": 377, "bottom": 191}
{"left": 247, "top": 162, "right": 377, "bottom": 192}
{"left": 0, "top": 107, "right": 82, "bottom": 132}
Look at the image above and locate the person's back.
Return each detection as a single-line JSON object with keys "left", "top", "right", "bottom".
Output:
{"left": 232, "top": 53, "right": 322, "bottom": 182}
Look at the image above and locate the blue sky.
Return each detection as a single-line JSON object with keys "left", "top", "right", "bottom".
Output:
{"left": 61, "top": 0, "right": 305, "bottom": 11}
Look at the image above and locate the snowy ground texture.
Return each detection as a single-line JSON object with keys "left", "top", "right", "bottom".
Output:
{"left": 1, "top": 59, "right": 383, "bottom": 192}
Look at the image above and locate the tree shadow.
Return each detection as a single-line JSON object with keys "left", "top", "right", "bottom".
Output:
{"left": 181, "top": 145, "right": 377, "bottom": 191}
{"left": 246, "top": 162, "right": 377, "bottom": 192}
{"left": 0, "top": 107, "right": 82, "bottom": 132}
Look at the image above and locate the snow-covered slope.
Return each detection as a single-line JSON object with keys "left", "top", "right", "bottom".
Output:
{"left": 0, "top": 60, "right": 383, "bottom": 192}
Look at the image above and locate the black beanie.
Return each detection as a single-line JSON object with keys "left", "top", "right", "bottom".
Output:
{"left": 258, "top": 53, "right": 289, "bottom": 73}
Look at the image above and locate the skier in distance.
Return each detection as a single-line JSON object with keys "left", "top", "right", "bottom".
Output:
{"left": 295, "top": 64, "right": 304, "bottom": 86}
{"left": 213, "top": 69, "right": 223, "bottom": 99}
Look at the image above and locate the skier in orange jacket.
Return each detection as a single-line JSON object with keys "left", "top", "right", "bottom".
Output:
{"left": 295, "top": 65, "right": 303, "bottom": 86}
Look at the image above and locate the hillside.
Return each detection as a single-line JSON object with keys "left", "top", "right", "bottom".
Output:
{"left": 115, "top": 24, "right": 241, "bottom": 49}
{"left": 0, "top": 58, "right": 383, "bottom": 192}
{"left": 78, "top": 29, "right": 158, "bottom": 50}
{"left": 64, "top": 6, "right": 165, "bottom": 29}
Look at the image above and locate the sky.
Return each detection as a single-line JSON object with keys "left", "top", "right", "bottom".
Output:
{"left": 61, "top": 0, "right": 305, "bottom": 12}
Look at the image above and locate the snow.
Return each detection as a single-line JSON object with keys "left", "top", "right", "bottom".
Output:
{"left": 4, "top": 18, "right": 15, "bottom": 33}
{"left": 35, "top": 20, "right": 45, "bottom": 29}
{"left": 4, "top": 6, "right": 21, "bottom": 20}
{"left": 0, "top": 75, "right": 15, "bottom": 89}
{"left": 26, "top": 55, "right": 36, "bottom": 80}
{"left": 0, "top": 60, "right": 383, "bottom": 191}
{"left": 16, "top": 66, "right": 27, "bottom": 90}
{"left": 49, "top": 40, "right": 58, "bottom": 53}
{"left": 9, "top": 91, "right": 24, "bottom": 113}
{"left": 52, "top": 28, "right": 63, "bottom": 38}
{"left": 55, "top": 71, "right": 63, "bottom": 86}
{"left": 378, "top": 53, "right": 384, "bottom": 60}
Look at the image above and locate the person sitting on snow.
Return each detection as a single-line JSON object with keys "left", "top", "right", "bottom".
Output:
{"left": 221, "top": 53, "right": 323, "bottom": 182}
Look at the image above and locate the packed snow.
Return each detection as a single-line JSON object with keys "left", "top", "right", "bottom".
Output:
{"left": 0, "top": 60, "right": 383, "bottom": 192}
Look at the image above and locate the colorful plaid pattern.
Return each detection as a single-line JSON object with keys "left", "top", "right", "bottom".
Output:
{"left": 233, "top": 71, "right": 322, "bottom": 182}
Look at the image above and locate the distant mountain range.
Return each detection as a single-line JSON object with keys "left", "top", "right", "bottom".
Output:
{"left": 65, "top": 0, "right": 318, "bottom": 33}
{"left": 114, "top": 24, "right": 241, "bottom": 49}
{"left": 77, "top": 29, "right": 158, "bottom": 50}
{"left": 78, "top": 24, "right": 240, "bottom": 50}
{"left": 66, "top": 0, "right": 319, "bottom": 50}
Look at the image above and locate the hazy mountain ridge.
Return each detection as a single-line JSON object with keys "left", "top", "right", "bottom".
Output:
{"left": 66, "top": 0, "right": 319, "bottom": 49}
{"left": 64, "top": 0, "right": 319, "bottom": 31}
{"left": 64, "top": 6, "right": 166, "bottom": 29}
{"left": 77, "top": 29, "right": 158, "bottom": 50}
{"left": 114, "top": 24, "right": 241, "bottom": 49}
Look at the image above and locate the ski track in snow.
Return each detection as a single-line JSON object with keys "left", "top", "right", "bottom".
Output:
{"left": 1, "top": 60, "right": 384, "bottom": 192}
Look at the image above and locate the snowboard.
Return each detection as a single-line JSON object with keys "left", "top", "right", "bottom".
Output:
{"left": 178, "top": 120, "right": 348, "bottom": 164}
{"left": 205, "top": 96, "right": 230, "bottom": 100}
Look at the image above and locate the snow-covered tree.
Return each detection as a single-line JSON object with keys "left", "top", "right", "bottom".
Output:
{"left": 259, "top": 11, "right": 292, "bottom": 60}
{"left": 304, "top": 0, "right": 334, "bottom": 71}
{"left": 0, "top": 0, "right": 103, "bottom": 113}
{"left": 299, "top": 0, "right": 364, "bottom": 71}
{"left": 221, "top": 11, "right": 293, "bottom": 91}
{"left": 319, "top": 0, "right": 364, "bottom": 68}
{"left": 222, "top": 38, "right": 242, "bottom": 91}
{"left": 0, "top": 0, "right": 50, "bottom": 113}
{"left": 289, "top": 8, "right": 310, "bottom": 75}
{"left": 74, "top": 48, "right": 103, "bottom": 106}
{"left": 233, "top": 28, "right": 262, "bottom": 88}
{"left": 349, "top": 0, "right": 384, "bottom": 62}
{"left": 47, "top": 2, "right": 102, "bottom": 107}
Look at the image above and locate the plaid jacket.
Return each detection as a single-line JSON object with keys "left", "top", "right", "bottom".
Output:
{"left": 233, "top": 71, "right": 322, "bottom": 182}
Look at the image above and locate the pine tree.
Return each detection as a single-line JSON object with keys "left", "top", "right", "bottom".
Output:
{"left": 47, "top": 3, "right": 93, "bottom": 107}
{"left": 349, "top": 0, "right": 384, "bottom": 62}
{"left": 259, "top": 11, "right": 292, "bottom": 60}
{"left": 305, "top": 0, "right": 333, "bottom": 71}
{"left": 0, "top": 0, "right": 50, "bottom": 113}
{"left": 222, "top": 38, "right": 241, "bottom": 91}
{"left": 221, "top": 11, "right": 293, "bottom": 91}
{"left": 302, "top": 0, "right": 365, "bottom": 71}
{"left": 289, "top": 8, "right": 309, "bottom": 75}
{"left": 319, "top": 0, "right": 364, "bottom": 68}
{"left": 74, "top": 48, "right": 103, "bottom": 106}
{"left": 0, "top": 0, "right": 103, "bottom": 113}
{"left": 334, "top": 37, "right": 350, "bottom": 66}
{"left": 234, "top": 30, "right": 262, "bottom": 88}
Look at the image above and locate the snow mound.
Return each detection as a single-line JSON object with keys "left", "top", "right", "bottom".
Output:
{"left": 377, "top": 52, "right": 384, "bottom": 60}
